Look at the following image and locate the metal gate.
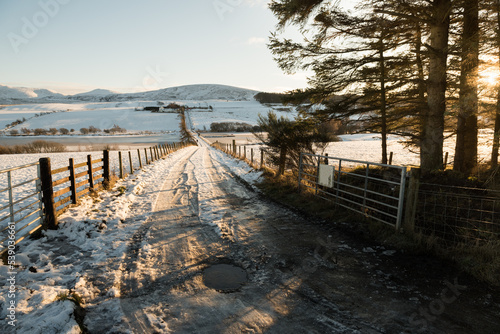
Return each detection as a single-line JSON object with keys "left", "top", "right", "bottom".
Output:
{"left": 298, "top": 153, "right": 407, "bottom": 229}
{"left": 0, "top": 162, "right": 44, "bottom": 256}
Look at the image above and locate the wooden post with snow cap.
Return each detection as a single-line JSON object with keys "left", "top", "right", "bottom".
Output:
{"left": 103, "top": 150, "right": 110, "bottom": 189}
{"left": 69, "top": 158, "right": 77, "bottom": 204}
{"left": 128, "top": 151, "right": 133, "bottom": 175}
{"left": 118, "top": 152, "right": 124, "bottom": 179}
{"left": 137, "top": 149, "right": 143, "bottom": 169}
{"left": 87, "top": 155, "right": 94, "bottom": 191}
{"left": 39, "top": 157, "right": 58, "bottom": 229}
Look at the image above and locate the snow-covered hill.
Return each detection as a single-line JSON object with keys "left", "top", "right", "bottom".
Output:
{"left": 127, "top": 84, "right": 259, "bottom": 101}
{"left": 0, "top": 84, "right": 260, "bottom": 103}
{"left": 0, "top": 85, "right": 64, "bottom": 100}
{"left": 72, "top": 88, "right": 120, "bottom": 97}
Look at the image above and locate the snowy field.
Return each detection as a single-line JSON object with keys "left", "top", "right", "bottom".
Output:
{"left": 0, "top": 102, "right": 181, "bottom": 134}
{"left": 187, "top": 101, "right": 295, "bottom": 131}
{"left": 0, "top": 101, "right": 293, "bottom": 135}
{"left": 202, "top": 130, "right": 495, "bottom": 168}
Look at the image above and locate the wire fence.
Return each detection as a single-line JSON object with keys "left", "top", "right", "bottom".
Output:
{"left": 415, "top": 183, "right": 500, "bottom": 244}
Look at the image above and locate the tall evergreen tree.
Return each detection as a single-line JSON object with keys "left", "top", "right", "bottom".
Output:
{"left": 454, "top": 0, "right": 480, "bottom": 174}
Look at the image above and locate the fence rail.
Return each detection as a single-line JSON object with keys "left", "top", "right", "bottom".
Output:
{"left": 211, "top": 140, "right": 274, "bottom": 170}
{"left": 1, "top": 141, "right": 192, "bottom": 257}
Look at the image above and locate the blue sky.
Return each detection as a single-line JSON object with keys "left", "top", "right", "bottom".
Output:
{"left": 0, "top": 0, "right": 316, "bottom": 94}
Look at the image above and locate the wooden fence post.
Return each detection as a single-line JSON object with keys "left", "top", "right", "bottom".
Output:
{"left": 39, "top": 158, "right": 58, "bottom": 229}
{"left": 443, "top": 152, "right": 449, "bottom": 169}
{"left": 137, "top": 149, "right": 143, "bottom": 169}
{"left": 69, "top": 158, "right": 77, "bottom": 204}
{"left": 389, "top": 152, "right": 393, "bottom": 165}
{"left": 260, "top": 150, "right": 264, "bottom": 169}
{"left": 244, "top": 146, "right": 246, "bottom": 159}
{"left": 144, "top": 148, "right": 149, "bottom": 164}
{"left": 87, "top": 155, "right": 94, "bottom": 191}
{"left": 233, "top": 140, "right": 236, "bottom": 156}
{"left": 128, "top": 151, "right": 133, "bottom": 175}
{"left": 150, "top": 147, "right": 154, "bottom": 162}
{"left": 118, "top": 151, "right": 124, "bottom": 179}
{"left": 251, "top": 148, "right": 254, "bottom": 166}
{"left": 103, "top": 150, "right": 110, "bottom": 189}
{"left": 403, "top": 167, "right": 420, "bottom": 234}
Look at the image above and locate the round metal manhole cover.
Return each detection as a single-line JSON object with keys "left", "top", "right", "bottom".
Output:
{"left": 203, "top": 264, "right": 247, "bottom": 292}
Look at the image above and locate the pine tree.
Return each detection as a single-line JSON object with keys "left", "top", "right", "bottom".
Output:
{"left": 454, "top": 0, "right": 480, "bottom": 174}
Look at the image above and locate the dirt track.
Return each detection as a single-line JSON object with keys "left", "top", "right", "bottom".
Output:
{"left": 112, "top": 139, "right": 500, "bottom": 333}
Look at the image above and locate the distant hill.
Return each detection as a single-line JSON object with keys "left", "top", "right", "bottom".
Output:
{"left": 0, "top": 84, "right": 64, "bottom": 100}
{"left": 80, "top": 84, "right": 259, "bottom": 102}
{"left": 0, "top": 83, "right": 260, "bottom": 103}
{"left": 130, "top": 84, "right": 259, "bottom": 101}
{"left": 72, "top": 88, "right": 120, "bottom": 97}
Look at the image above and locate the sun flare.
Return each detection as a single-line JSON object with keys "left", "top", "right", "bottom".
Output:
{"left": 480, "top": 66, "right": 500, "bottom": 87}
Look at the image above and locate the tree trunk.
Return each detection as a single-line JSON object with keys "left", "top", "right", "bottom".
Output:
{"left": 454, "top": 0, "right": 479, "bottom": 174}
{"left": 421, "top": 0, "right": 451, "bottom": 173}
{"left": 492, "top": 2, "right": 500, "bottom": 168}
{"left": 278, "top": 147, "right": 287, "bottom": 175}
{"left": 492, "top": 98, "right": 500, "bottom": 167}
{"left": 379, "top": 37, "right": 388, "bottom": 165}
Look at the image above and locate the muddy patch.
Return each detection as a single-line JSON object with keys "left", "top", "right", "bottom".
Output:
{"left": 203, "top": 263, "right": 248, "bottom": 292}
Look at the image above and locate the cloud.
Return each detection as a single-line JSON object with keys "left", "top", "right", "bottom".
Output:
{"left": 247, "top": 37, "right": 266, "bottom": 45}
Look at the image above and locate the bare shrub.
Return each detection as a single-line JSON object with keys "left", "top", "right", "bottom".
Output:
{"left": 88, "top": 126, "right": 100, "bottom": 134}
{"left": 34, "top": 128, "right": 47, "bottom": 136}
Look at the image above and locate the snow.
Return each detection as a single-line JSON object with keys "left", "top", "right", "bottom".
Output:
{"left": 0, "top": 83, "right": 259, "bottom": 104}
{"left": 72, "top": 89, "right": 120, "bottom": 97}
{"left": 0, "top": 148, "right": 161, "bottom": 252}
{"left": 0, "top": 140, "right": 262, "bottom": 333}
{"left": 327, "top": 129, "right": 494, "bottom": 166}
{"left": 187, "top": 101, "right": 296, "bottom": 130}
{"left": 0, "top": 147, "right": 198, "bottom": 333}
{"left": 125, "top": 84, "right": 258, "bottom": 101}
{"left": 0, "top": 85, "right": 64, "bottom": 100}
{"left": 1, "top": 102, "right": 180, "bottom": 133}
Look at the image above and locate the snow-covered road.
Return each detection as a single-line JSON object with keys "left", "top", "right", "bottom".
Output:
{"left": 116, "top": 141, "right": 373, "bottom": 333}
{"left": 2, "top": 137, "right": 499, "bottom": 333}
